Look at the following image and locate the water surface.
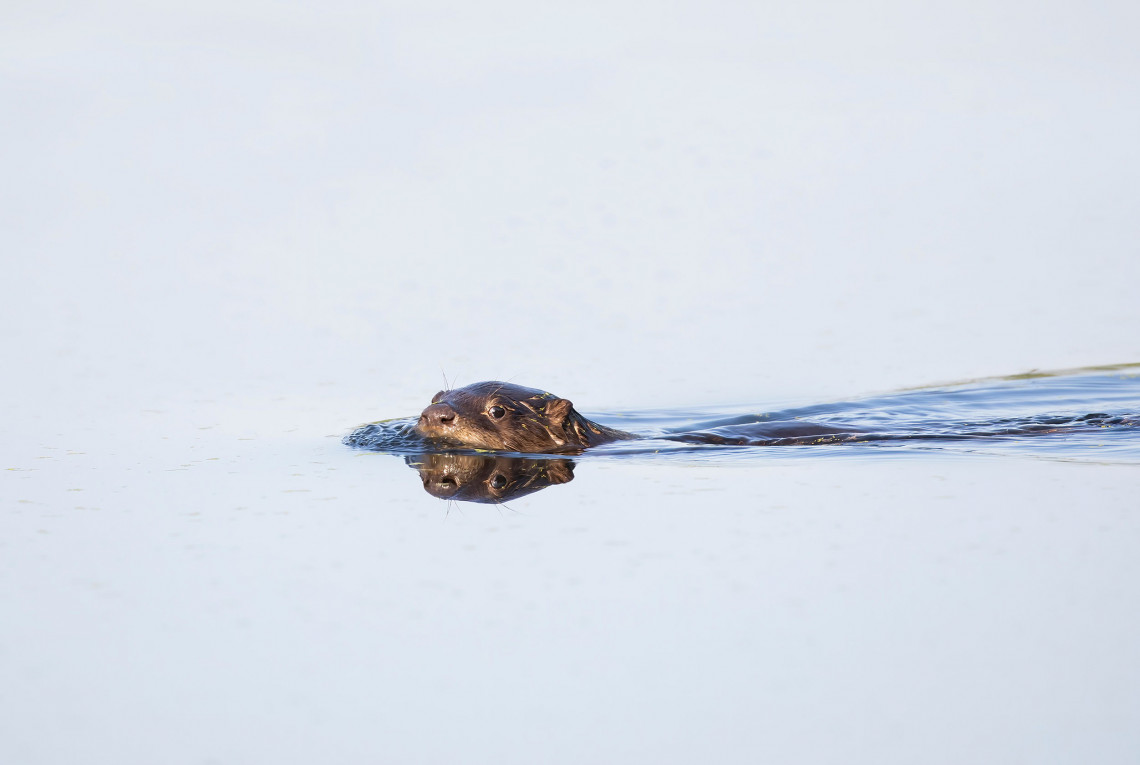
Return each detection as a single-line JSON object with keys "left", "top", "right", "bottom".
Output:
{"left": 4, "top": 1, "right": 1140, "bottom": 763}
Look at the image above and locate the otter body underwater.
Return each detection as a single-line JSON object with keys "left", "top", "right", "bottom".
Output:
{"left": 409, "top": 381, "right": 861, "bottom": 452}
{"left": 343, "top": 378, "right": 1140, "bottom": 455}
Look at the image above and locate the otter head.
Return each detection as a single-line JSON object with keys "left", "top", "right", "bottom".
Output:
{"left": 414, "top": 381, "right": 585, "bottom": 453}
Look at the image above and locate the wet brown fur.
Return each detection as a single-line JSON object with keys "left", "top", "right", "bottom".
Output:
{"left": 414, "top": 381, "right": 635, "bottom": 453}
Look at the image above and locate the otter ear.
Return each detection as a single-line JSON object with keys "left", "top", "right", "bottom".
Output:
{"left": 545, "top": 398, "right": 573, "bottom": 421}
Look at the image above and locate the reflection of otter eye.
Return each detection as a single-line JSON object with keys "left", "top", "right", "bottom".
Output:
{"left": 489, "top": 473, "right": 507, "bottom": 489}
{"left": 488, "top": 405, "right": 506, "bottom": 420}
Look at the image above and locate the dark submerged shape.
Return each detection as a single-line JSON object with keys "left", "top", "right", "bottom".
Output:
{"left": 415, "top": 381, "right": 635, "bottom": 453}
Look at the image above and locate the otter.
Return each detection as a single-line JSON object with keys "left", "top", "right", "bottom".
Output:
{"left": 344, "top": 368, "right": 1140, "bottom": 487}
{"left": 414, "top": 381, "right": 863, "bottom": 453}
{"left": 343, "top": 370, "right": 1140, "bottom": 459}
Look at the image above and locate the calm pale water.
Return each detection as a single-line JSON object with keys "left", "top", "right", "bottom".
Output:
{"left": 3, "top": 1, "right": 1140, "bottom": 763}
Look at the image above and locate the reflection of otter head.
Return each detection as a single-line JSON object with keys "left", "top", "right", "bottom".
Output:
{"left": 414, "top": 381, "right": 629, "bottom": 453}
{"left": 405, "top": 453, "right": 575, "bottom": 504}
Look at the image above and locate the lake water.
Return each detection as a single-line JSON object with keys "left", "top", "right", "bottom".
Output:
{"left": 3, "top": 2, "right": 1140, "bottom": 763}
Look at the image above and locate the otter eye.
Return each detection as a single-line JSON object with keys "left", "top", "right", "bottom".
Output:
{"left": 489, "top": 473, "right": 507, "bottom": 490}
{"left": 488, "top": 405, "right": 506, "bottom": 420}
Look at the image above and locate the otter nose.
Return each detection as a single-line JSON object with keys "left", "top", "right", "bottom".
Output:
{"left": 419, "top": 402, "right": 457, "bottom": 427}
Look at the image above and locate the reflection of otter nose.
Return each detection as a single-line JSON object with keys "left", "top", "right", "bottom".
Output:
{"left": 420, "top": 403, "right": 457, "bottom": 427}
